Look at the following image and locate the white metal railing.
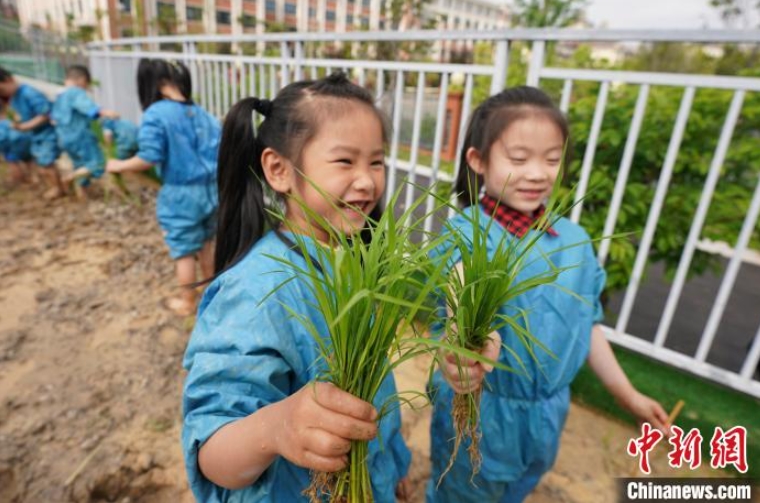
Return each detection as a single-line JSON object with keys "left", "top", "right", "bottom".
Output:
{"left": 87, "top": 29, "right": 760, "bottom": 398}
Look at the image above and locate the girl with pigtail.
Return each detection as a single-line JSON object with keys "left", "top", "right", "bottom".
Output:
{"left": 427, "top": 86, "right": 669, "bottom": 503}
{"left": 182, "top": 73, "right": 411, "bottom": 502}
{"left": 107, "top": 59, "right": 221, "bottom": 316}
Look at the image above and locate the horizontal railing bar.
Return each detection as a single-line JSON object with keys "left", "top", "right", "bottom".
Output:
{"left": 87, "top": 28, "right": 760, "bottom": 49}
{"left": 602, "top": 325, "right": 760, "bottom": 399}
{"left": 87, "top": 50, "right": 496, "bottom": 75}
{"left": 541, "top": 67, "right": 760, "bottom": 91}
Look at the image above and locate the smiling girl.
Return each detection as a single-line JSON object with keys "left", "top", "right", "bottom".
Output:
{"left": 181, "top": 73, "right": 410, "bottom": 502}
{"left": 427, "top": 86, "right": 669, "bottom": 503}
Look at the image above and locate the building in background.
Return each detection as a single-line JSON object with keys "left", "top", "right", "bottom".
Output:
{"left": 13, "top": 0, "right": 508, "bottom": 55}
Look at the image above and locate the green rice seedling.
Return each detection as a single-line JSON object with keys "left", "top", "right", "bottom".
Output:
{"left": 265, "top": 181, "right": 512, "bottom": 502}
{"left": 437, "top": 179, "right": 576, "bottom": 481}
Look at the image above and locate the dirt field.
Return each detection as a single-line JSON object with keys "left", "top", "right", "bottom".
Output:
{"left": 0, "top": 177, "right": 718, "bottom": 503}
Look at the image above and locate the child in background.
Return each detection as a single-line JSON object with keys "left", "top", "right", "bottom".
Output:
{"left": 0, "top": 98, "right": 33, "bottom": 187}
{"left": 0, "top": 66, "right": 64, "bottom": 199}
{"left": 427, "top": 86, "right": 669, "bottom": 503}
{"left": 106, "top": 59, "right": 219, "bottom": 316}
{"left": 182, "top": 73, "right": 410, "bottom": 502}
{"left": 51, "top": 65, "right": 120, "bottom": 197}
{"left": 101, "top": 116, "right": 138, "bottom": 160}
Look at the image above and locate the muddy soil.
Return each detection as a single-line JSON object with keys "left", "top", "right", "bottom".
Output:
{"left": 0, "top": 176, "right": 717, "bottom": 503}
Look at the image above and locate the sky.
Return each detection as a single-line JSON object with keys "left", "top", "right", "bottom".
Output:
{"left": 583, "top": 0, "right": 745, "bottom": 29}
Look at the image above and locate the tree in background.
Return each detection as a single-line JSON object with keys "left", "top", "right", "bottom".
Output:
{"left": 510, "top": 0, "right": 588, "bottom": 28}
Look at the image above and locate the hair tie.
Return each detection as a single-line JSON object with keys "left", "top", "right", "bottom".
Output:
{"left": 252, "top": 98, "right": 273, "bottom": 118}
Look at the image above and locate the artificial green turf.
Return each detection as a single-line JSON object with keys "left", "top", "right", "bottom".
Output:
{"left": 571, "top": 346, "right": 760, "bottom": 479}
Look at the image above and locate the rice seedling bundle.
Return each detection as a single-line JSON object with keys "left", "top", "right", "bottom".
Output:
{"left": 439, "top": 196, "right": 567, "bottom": 480}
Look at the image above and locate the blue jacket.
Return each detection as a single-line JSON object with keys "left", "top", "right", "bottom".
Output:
{"left": 101, "top": 117, "right": 138, "bottom": 159}
{"left": 0, "top": 119, "right": 32, "bottom": 161}
{"left": 182, "top": 231, "right": 411, "bottom": 502}
{"left": 51, "top": 87, "right": 104, "bottom": 171}
{"left": 429, "top": 205, "right": 605, "bottom": 482}
{"left": 10, "top": 83, "right": 56, "bottom": 142}
{"left": 137, "top": 100, "right": 220, "bottom": 185}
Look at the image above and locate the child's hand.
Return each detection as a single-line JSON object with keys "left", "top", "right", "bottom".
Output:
{"left": 395, "top": 476, "right": 411, "bottom": 501}
{"left": 274, "top": 382, "right": 378, "bottom": 473}
{"left": 622, "top": 390, "right": 670, "bottom": 435}
{"left": 106, "top": 159, "right": 123, "bottom": 173}
{"left": 438, "top": 331, "right": 501, "bottom": 394}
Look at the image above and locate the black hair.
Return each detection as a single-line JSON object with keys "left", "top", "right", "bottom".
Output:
{"left": 0, "top": 66, "right": 12, "bottom": 82}
{"left": 454, "top": 85, "right": 570, "bottom": 207}
{"left": 214, "top": 72, "right": 387, "bottom": 274}
{"left": 136, "top": 58, "right": 192, "bottom": 110}
{"left": 66, "top": 64, "right": 91, "bottom": 83}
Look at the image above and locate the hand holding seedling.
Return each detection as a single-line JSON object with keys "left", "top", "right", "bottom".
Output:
{"left": 438, "top": 331, "right": 502, "bottom": 394}
{"left": 275, "top": 382, "right": 378, "bottom": 473}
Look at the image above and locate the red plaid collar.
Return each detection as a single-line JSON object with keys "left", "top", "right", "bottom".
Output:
{"left": 480, "top": 193, "right": 558, "bottom": 238}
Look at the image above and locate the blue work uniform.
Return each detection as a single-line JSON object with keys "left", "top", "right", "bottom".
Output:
{"left": 51, "top": 86, "right": 105, "bottom": 183}
{"left": 10, "top": 83, "right": 60, "bottom": 167}
{"left": 137, "top": 99, "right": 220, "bottom": 259}
{"left": 426, "top": 205, "right": 606, "bottom": 503}
{"left": 0, "top": 119, "right": 32, "bottom": 162}
{"left": 101, "top": 117, "right": 138, "bottom": 160}
{"left": 183, "top": 231, "right": 411, "bottom": 502}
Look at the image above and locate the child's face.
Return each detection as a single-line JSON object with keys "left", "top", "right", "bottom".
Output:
{"left": 0, "top": 80, "right": 16, "bottom": 99}
{"left": 286, "top": 103, "right": 386, "bottom": 242}
{"left": 468, "top": 114, "right": 564, "bottom": 215}
{"left": 65, "top": 75, "right": 89, "bottom": 89}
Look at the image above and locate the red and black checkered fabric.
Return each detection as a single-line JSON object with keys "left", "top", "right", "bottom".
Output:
{"left": 479, "top": 193, "right": 558, "bottom": 238}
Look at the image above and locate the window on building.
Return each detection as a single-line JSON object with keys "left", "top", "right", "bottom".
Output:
{"left": 186, "top": 6, "right": 203, "bottom": 21}
{"left": 241, "top": 13, "right": 257, "bottom": 27}
{"left": 217, "top": 10, "right": 231, "bottom": 24}
{"left": 285, "top": 3, "right": 296, "bottom": 14}
{"left": 326, "top": 10, "right": 335, "bottom": 20}
{"left": 347, "top": 14, "right": 353, "bottom": 23}
{"left": 361, "top": 18, "right": 369, "bottom": 29}
{"left": 362, "top": 0, "right": 370, "bottom": 6}
{"left": 309, "top": 7, "right": 316, "bottom": 16}
{"left": 266, "top": 0, "right": 275, "bottom": 12}
{"left": 118, "top": 0, "right": 131, "bottom": 13}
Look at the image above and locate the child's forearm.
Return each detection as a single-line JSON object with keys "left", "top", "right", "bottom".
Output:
{"left": 99, "top": 108, "right": 119, "bottom": 119}
{"left": 108, "top": 156, "right": 153, "bottom": 173}
{"left": 14, "top": 114, "right": 48, "bottom": 131}
{"left": 197, "top": 401, "right": 283, "bottom": 489}
{"left": 586, "top": 325, "right": 636, "bottom": 404}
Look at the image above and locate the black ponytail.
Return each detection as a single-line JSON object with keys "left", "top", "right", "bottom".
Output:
{"left": 214, "top": 98, "right": 268, "bottom": 273}
{"left": 454, "top": 85, "right": 570, "bottom": 207}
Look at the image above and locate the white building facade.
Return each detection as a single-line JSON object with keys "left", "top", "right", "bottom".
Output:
{"left": 15, "top": 0, "right": 507, "bottom": 46}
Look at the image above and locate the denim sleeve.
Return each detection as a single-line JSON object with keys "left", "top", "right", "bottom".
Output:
{"left": 25, "top": 87, "right": 51, "bottom": 116}
{"left": 592, "top": 248, "right": 607, "bottom": 324}
{"left": 72, "top": 89, "right": 100, "bottom": 119}
{"left": 182, "top": 271, "right": 303, "bottom": 502}
{"left": 101, "top": 118, "right": 115, "bottom": 133}
{"left": 136, "top": 108, "right": 166, "bottom": 165}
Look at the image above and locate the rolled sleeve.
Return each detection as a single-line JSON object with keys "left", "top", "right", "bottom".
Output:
{"left": 101, "top": 118, "right": 115, "bottom": 133}
{"left": 72, "top": 89, "right": 100, "bottom": 119}
{"left": 182, "top": 271, "right": 303, "bottom": 501}
{"left": 26, "top": 87, "right": 51, "bottom": 116}
{"left": 591, "top": 246, "right": 607, "bottom": 324}
{"left": 137, "top": 109, "right": 167, "bottom": 165}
